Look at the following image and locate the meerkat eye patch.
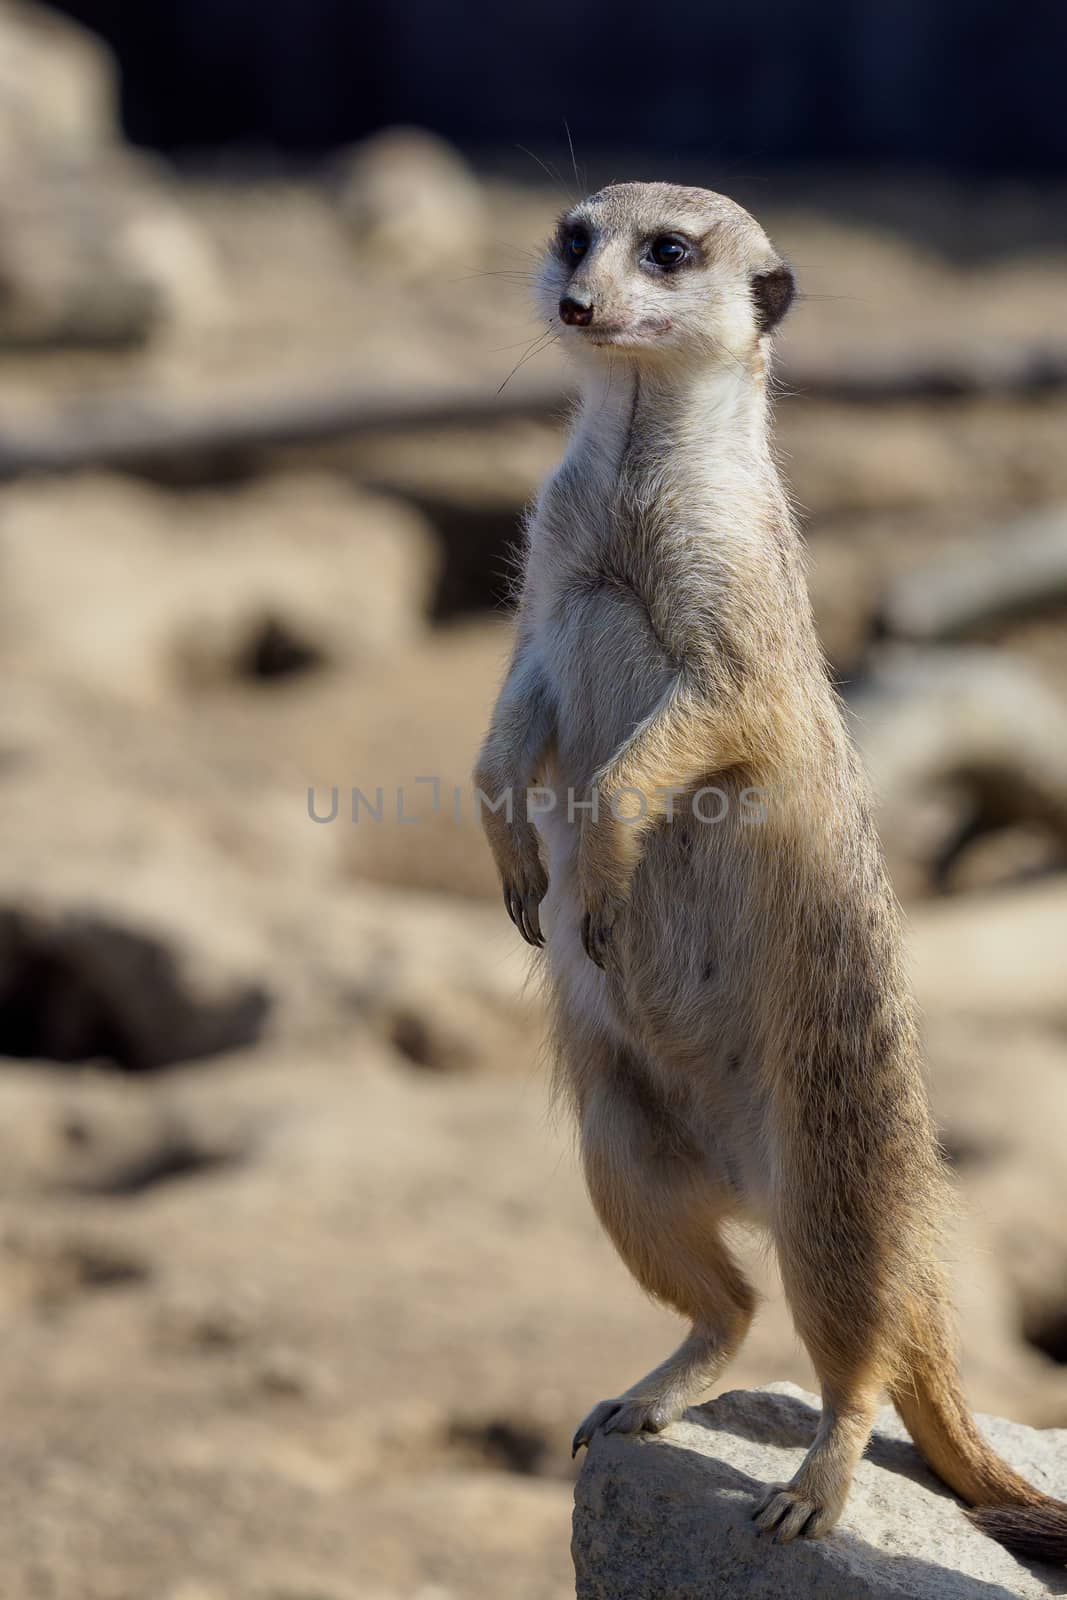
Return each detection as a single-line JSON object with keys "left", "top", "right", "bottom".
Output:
{"left": 751, "top": 264, "right": 796, "bottom": 334}
{"left": 557, "top": 221, "right": 591, "bottom": 265}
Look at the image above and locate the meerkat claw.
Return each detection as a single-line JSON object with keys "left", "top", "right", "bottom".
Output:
{"left": 572, "top": 1398, "right": 623, "bottom": 1454}
{"left": 503, "top": 885, "right": 522, "bottom": 934}
{"left": 752, "top": 1485, "right": 831, "bottom": 1542}
{"left": 523, "top": 891, "right": 544, "bottom": 946}
{"left": 580, "top": 911, "right": 612, "bottom": 967}
{"left": 572, "top": 1396, "right": 674, "bottom": 1457}
{"left": 504, "top": 883, "right": 545, "bottom": 947}
{"left": 579, "top": 912, "right": 597, "bottom": 965}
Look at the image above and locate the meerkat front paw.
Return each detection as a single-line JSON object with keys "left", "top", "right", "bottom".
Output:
{"left": 487, "top": 821, "right": 548, "bottom": 947}
{"left": 580, "top": 899, "right": 620, "bottom": 967}
{"left": 579, "top": 873, "right": 631, "bottom": 966}
{"left": 577, "top": 819, "right": 636, "bottom": 966}
{"left": 571, "top": 1395, "right": 677, "bottom": 1456}
{"left": 503, "top": 847, "right": 548, "bottom": 948}
{"left": 503, "top": 872, "right": 547, "bottom": 947}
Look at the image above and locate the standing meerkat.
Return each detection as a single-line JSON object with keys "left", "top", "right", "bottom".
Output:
{"left": 474, "top": 181, "right": 1067, "bottom": 1558}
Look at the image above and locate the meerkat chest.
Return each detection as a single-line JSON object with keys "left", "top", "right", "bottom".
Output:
{"left": 527, "top": 524, "right": 680, "bottom": 787}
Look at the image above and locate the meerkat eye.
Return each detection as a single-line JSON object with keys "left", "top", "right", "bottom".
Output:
{"left": 563, "top": 227, "right": 590, "bottom": 263}
{"left": 648, "top": 235, "right": 688, "bottom": 269}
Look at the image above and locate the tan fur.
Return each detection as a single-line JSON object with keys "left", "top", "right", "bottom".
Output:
{"left": 474, "top": 182, "right": 1067, "bottom": 1559}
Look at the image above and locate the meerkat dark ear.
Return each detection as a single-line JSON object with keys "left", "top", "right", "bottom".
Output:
{"left": 751, "top": 263, "right": 795, "bottom": 335}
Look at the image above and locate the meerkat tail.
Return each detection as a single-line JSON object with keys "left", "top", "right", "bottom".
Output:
{"left": 890, "top": 1303, "right": 1067, "bottom": 1564}
{"left": 968, "top": 1505, "right": 1067, "bottom": 1564}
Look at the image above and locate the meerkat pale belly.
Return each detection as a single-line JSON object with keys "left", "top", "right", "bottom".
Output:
{"left": 474, "top": 181, "right": 1067, "bottom": 1562}
{"left": 534, "top": 570, "right": 676, "bottom": 787}
{"left": 529, "top": 561, "right": 680, "bottom": 1038}
{"left": 536, "top": 782, "right": 774, "bottom": 1207}
{"left": 531, "top": 575, "right": 733, "bottom": 1019}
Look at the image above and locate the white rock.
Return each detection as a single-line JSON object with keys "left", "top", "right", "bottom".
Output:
{"left": 0, "top": 6, "right": 222, "bottom": 345}
{"left": 848, "top": 645, "right": 1067, "bottom": 898}
{"left": 0, "top": 473, "right": 438, "bottom": 700}
{"left": 335, "top": 126, "right": 487, "bottom": 276}
{"left": 0, "top": 0, "right": 118, "bottom": 161}
{"left": 573, "top": 1383, "right": 1067, "bottom": 1599}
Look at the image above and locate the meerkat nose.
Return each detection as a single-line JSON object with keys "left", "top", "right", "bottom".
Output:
{"left": 559, "top": 296, "right": 594, "bottom": 327}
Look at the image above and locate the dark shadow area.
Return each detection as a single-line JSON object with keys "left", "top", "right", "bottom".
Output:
{"left": 447, "top": 1416, "right": 554, "bottom": 1478}
{"left": 417, "top": 499, "right": 520, "bottom": 622}
{"left": 605, "top": 1443, "right": 1056, "bottom": 1600}
{"left": 4, "top": 1230, "right": 152, "bottom": 1309}
{"left": 688, "top": 1387, "right": 944, "bottom": 1491}
{"left": 1022, "top": 1302, "right": 1067, "bottom": 1367}
{"left": 46, "top": 1, "right": 1067, "bottom": 180}
{"left": 235, "top": 614, "right": 326, "bottom": 682}
{"left": 72, "top": 1136, "right": 243, "bottom": 1198}
{"left": 0, "top": 909, "right": 271, "bottom": 1072}
{"left": 670, "top": 1390, "right": 1067, "bottom": 1596}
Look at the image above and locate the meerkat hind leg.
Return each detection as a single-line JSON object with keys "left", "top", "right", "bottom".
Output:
{"left": 752, "top": 1377, "right": 882, "bottom": 1542}
{"left": 572, "top": 1092, "right": 756, "bottom": 1456}
{"left": 755, "top": 1239, "right": 888, "bottom": 1541}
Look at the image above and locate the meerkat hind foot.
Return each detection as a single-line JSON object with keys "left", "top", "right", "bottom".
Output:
{"left": 571, "top": 1395, "right": 680, "bottom": 1457}
{"left": 751, "top": 1483, "right": 842, "bottom": 1543}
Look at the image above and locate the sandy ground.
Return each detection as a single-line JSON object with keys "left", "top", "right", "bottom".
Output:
{"left": 1, "top": 25, "right": 1067, "bottom": 1592}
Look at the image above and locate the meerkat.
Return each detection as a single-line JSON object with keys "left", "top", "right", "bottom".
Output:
{"left": 473, "top": 181, "right": 1067, "bottom": 1558}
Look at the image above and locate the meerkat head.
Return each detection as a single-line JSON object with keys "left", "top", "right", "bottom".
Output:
{"left": 539, "top": 182, "right": 794, "bottom": 372}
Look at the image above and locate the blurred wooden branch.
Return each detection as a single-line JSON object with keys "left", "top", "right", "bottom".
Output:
{"left": 2, "top": 344, "right": 1067, "bottom": 482}
{"left": 849, "top": 648, "right": 1067, "bottom": 895}
{"left": 0, "top": 374, "right": 570, "bottom": 482}
{"left": 879, "top": 508, "right": 1067, "bottom": 640}
{"left": 785, "top": 344, "right": 1067, "bottom": 403}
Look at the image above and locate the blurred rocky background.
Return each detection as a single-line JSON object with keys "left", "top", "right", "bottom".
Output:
{"left": 1, "top": 2, "right": 1066, "bottom": 1597}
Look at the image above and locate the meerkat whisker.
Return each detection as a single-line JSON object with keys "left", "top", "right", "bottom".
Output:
{"left": 514, "top": 143, "right": 573, "bottom": 199}
{"left": 496, "top": 327, "right": 558, "bottom": 395}
{"left": 487, "top": 327, "right": 563, "bottom": 355}
{"left": 563, "top": 120, "right": 583, "bottom": 196}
